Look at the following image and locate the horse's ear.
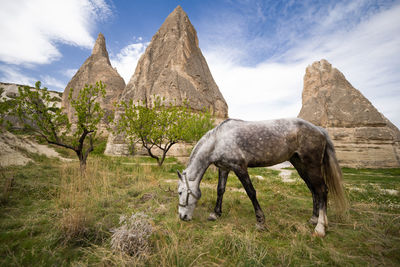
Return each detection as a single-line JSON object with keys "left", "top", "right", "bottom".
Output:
{"left": 177, "top": 170, "right": 182, "bottom": 180}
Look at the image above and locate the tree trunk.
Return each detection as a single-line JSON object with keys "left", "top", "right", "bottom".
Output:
{"left": 79, "top": 158, "right": 87, "bottom": 177}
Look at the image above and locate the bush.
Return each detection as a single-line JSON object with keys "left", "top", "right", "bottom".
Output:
{"left": 110, "top": 212, "right": 153, "bottom": 257}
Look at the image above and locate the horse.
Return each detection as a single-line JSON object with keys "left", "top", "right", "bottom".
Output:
{"left": 177, "top": 118, "right": 348, "bottom": 237}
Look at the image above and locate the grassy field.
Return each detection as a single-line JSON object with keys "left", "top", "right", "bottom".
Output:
{"left": 1, "top": 152, "right": 399, "bottom": 266}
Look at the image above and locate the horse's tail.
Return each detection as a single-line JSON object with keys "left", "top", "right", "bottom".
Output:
{"left": 320, "top": 128, "right": 349, "bottom": 214}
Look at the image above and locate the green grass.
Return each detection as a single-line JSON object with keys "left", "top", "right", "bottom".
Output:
{"left": 1, "top": 154, "right": 399, "bottom": 266}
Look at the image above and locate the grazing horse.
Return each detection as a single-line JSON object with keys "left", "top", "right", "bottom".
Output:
{"left": 177, "top": 118, "right": 347, "bottom": 237}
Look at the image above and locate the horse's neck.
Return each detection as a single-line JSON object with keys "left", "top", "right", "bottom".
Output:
{"left": 186, "top": 136, "right": 214, "bottom": 183}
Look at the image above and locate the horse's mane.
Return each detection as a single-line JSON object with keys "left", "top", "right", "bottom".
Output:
{"left": 188, "top": 119, "right": 240, "bottom": 165}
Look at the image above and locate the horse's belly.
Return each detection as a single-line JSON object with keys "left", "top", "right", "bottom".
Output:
{"left": 245, "top": 145, "right": 293, "bottom": 167}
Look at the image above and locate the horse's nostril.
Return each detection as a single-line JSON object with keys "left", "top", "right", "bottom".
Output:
{"left": 180, "top": 214, "right": 188, "bottom": 221}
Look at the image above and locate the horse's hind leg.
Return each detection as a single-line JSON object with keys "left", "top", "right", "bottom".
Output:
{"left": 233, "top": 168, "right": 265, "bottom": 227}
{"left": 208, "top": 168, "right": 229, "bottom": 221}
{"left": 290, "top": 154, "right": 319, "bottom": 225}
{"left": 307, "top": 166, "right": 328, "bottom": 237}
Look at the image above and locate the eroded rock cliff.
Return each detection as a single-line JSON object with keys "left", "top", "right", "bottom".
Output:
{"left": 62, "top": 33, "right": 125, "bottom": 124}
{"left": 298, "top": 59, "right": 400, "bottom": 168}
{"left": 105, "top": 6, "right": 228, "bottom": 156}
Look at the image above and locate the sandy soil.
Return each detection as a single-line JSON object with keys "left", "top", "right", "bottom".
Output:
{"left": 0, "top": 131, "right": 71, "bottom": 167}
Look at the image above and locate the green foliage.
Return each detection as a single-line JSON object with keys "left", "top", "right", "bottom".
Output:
{"left": 14, "top": 81, "right": 109, "bottom": 172}
{"left": 16, "top": 81, "right": 71, "bottom": 142}
{"left": 118, "top": 96, "right": 214, "bottom": 166}
{"left": 0, "top": 87, "right": 17, "bottom": 131}
{"left": 68, "top": 81, "right": 107, "bottom": 147}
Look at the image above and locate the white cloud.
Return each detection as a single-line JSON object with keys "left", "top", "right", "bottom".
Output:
{"left": 40, "top": 75, "right": 65, "bottom": 91}
{"left": 0, "top": 65, "right": 36, "bottom": 86}
{"left": 205, "top": 52, "right": 304, "bottom": 121}
{"left": 0, "top": 0, "right": 112, "bottom": 65}
{"left": 203, "top": 2, "right": 400, "bottom": 128}
{"left": 62, "top": 68, "right": 79, "bottom": 79}
{"left": 110, "top": 42, "right": 149, "bottom": 83}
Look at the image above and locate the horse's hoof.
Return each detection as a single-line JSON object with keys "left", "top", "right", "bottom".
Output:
{"left": 255, "top": 223, "right": 267, "bottom": 231}
{"left": 309, "top": 216, "right": 318, "bottom": 225}
{"left": 207, "top": 213, "right": 218, "bottom": 221}
{"left": 313, "top": 224, "right": 326, "bottom": 237}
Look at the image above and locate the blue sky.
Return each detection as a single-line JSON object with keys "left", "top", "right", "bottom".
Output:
{"left": 1, "top": 0, "right": 399, "bottom": 127}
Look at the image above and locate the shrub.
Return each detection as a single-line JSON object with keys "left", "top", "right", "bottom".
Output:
{"left": 110, "top": 212, "right": 153, "bottom": 257}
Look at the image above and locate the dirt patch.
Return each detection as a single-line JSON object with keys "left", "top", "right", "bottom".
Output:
{"left": 268, "top": 161, "right": 296, "bottom": 183}
{"left": 0, "top": 131, "right": 72, "bottom": 167}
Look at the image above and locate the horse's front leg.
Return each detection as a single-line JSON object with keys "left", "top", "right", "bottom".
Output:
{"left": 208, "top": 168, "right": 229, "bottom": 221}
{"left": 234, "top": 168, "right": 266, "bottom": 228}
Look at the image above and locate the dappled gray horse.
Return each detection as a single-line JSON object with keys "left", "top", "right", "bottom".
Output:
{"left": 177, "top": 118, "right": 347, "bottom": 237}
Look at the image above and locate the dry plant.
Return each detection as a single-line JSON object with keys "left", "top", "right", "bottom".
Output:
{"left": 1, "top": 172, "right": 14, "bottom": 204}
{"left": 57, "top": 158, "right": 112, "bottom": 242}
{"left": 110, "top": 212, "right": 153, "bottom": 257}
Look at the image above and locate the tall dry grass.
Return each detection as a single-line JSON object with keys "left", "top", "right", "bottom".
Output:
{"left": 57, "top": 158, "right": 115, "bottom": 243}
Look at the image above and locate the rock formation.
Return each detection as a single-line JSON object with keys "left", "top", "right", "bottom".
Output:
{"left": 298, "top": 59, "right": 400, "bottom": 168}
{"left": 105, "top": 6, "right": 228, "bottom": 156}
{"left": 120, "top": 5, "right": 228, "bottom": 118}
{"left": 62, "top": 33, "right": 125, "bottom": 123}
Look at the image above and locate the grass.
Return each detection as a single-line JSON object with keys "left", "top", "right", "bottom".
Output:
{"left": 0, "top": 153, "right": 399, "bottom": 266}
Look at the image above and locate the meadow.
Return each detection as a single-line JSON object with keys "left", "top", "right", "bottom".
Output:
{"left": 1, "top": 151, "right": 399, "bottom": 266}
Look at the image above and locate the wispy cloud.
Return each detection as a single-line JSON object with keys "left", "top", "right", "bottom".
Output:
{"left": 62, "top": 68, "right": 79, "bottom": 79}
{"left": 0, "top": 65, "right": 36, "bottom": 86}
{"left": 110, "top": 42, "right": 149, "bottom": 83}
{"left": 0, "top": 0, "right": 112, "bottom": 65}
{"left": 40, "top": 75, "right": 65, "bottom": 91}
{"left": 202, "top": 0, "right": 400, "bottom": 127}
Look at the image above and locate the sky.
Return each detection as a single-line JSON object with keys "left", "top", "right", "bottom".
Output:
{"left": 0, "top": 0, "right": 399, "bottom": 128}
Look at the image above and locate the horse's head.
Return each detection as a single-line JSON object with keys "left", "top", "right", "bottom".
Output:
{"left": 177, "top": 170, "right": 201, "bottom": 221}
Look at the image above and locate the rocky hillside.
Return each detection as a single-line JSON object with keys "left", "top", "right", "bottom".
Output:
{"left": 62, "top": 33, "right": 125, "bottom": 123}
{"left": 105, "top": 6, "right": 228, "bottom": 156}
{"left": 120, "top": 6, "right": 228, "bottom": 119}
{"left": 298, "top": 59, "right": 400, "bottom": 168}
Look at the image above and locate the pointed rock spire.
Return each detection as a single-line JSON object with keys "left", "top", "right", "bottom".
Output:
{"left": 91, "top": 33, "right": 110, "bottom": 60}
{"left": 105, "top": 6, "right": 228, "bottom": 156}
{"left": 62, "top": 33, "right": 125, "bottom": 125}
{"left": 120, "top": 5, "right": 228, "bottom": 118}
{"left": 298, "top": 59, "right": 400, "bottom": 168}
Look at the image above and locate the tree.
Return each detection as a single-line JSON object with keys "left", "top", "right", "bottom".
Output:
{"left": 0, "top": 87, "right": 17, "bottom": 131}
{"left": 15, "top": 81, "right": 109, "bottom": 174}
{"left": 117, "top": 97, "right": 214, "bottom": 166}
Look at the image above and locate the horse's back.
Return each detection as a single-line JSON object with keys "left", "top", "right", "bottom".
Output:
{"left": 212, "top": 118, "right": 326, "bottom": 168}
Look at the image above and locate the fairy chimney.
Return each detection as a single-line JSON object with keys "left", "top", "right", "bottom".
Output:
{"left": 120, "top": 5, "right": 228, "bottom": 118}
{"left": 105, "top": 6, "right": 228, "bottom": 156}
{"left": 298, "top": 59, "right": 400, "bottom": 168}
{"left": 62, "top": 33, "right": 125, "bottom": 124}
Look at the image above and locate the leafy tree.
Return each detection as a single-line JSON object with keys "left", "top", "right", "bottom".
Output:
{"left": 0, "top": 87, "right": 17, "bottom": 131}
{"left": 15, "top": 81, "right": 108, "bottom": 174}
{"left": 117, "top": 96, "right": 214, "bottom": 166}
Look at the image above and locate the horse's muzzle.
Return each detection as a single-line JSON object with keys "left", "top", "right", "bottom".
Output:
{"left": 179, "top": 214, "right": 191, "bottom": 221}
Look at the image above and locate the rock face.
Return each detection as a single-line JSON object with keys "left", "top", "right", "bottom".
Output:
{"left": 298, "top": 59, "right": 400, "bottom": 168}
{"left": 120, "top": 5, "right": 228, "bottom": 118}
{"left": 105, "top": 6, "right": 228, "bottom": 156}
{"left": 62, "top": 33, "right": 125, "bottom": 123}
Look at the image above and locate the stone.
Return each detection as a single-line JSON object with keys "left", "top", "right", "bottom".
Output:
{"left": 120, "top": 5, "right": 227, "bottom": 118}
{"left": 62, "top": 33, "right": 125, "bottom": 125}
{"left": 298, "top": 59, "right": 400, "bottom": 168}
{"left": 105, "top": 6, "right": 228, "bottom": 156}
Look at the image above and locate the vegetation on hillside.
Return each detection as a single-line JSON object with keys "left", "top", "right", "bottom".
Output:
{"left": 13, "top": 81, "right": 109, "bottom": 173}
{"left": 0, "top": 87, "right": 17, "bottom": 131}
{"left": 117, "top": 96, "right": 214, "bottom": 166}
{"left": 0, "top": 152, "right": 399, "bottom": 266}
